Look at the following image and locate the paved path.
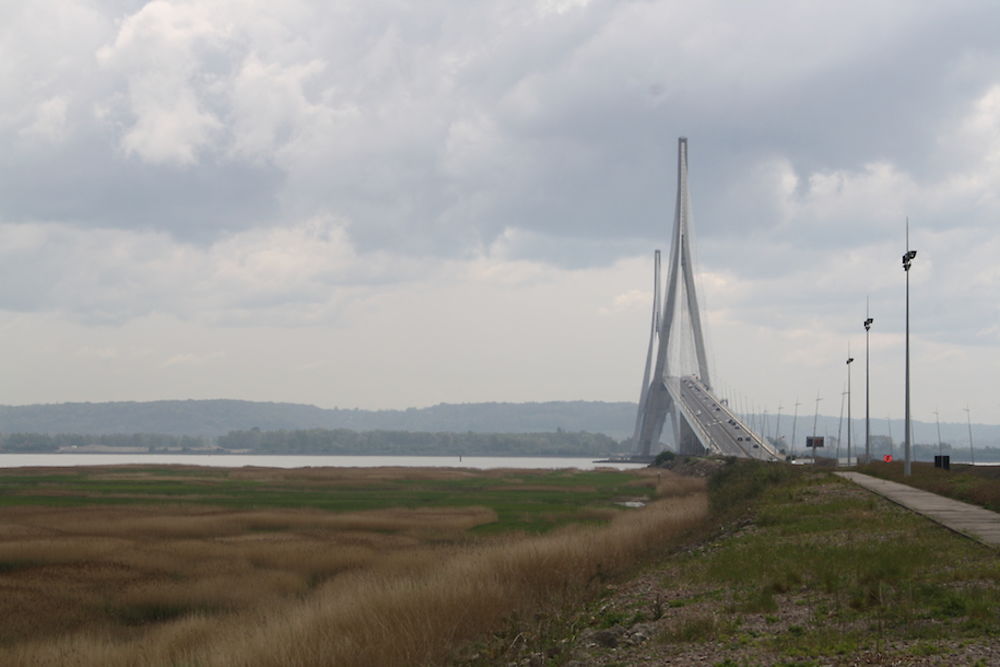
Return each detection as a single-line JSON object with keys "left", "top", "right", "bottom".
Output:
{"left": 835, "top": 472, "right": 1000, "bottom": 548}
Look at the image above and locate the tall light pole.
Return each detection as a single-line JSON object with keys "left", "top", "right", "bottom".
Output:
{"left": 836, "top": 387, "right": 846, "bottom": 462}
{"left": 965, "top": 406, "right": 975, "bottom": 465}
{"left": 811, "top": 392, "right": 822, "bottom": 463}
{"left": 934, "top": 409, "right": 942, "bottom": 459}
{"left": 887, "top": 415, "right": 894, "bottom": 460}
{"left": 902, "top": 222, "right": 917, "bottom": 476}
{"left": 864, "top": 304, "right": 873, "bottom": 464}
{"left": 847, "top": 353, "right": 855, "bottom": 466}
{"left": 791, "top": 399, "right": 800, "bottom": 457}
{"left": 774, "top": 404, "right": 783, "bottom": 447}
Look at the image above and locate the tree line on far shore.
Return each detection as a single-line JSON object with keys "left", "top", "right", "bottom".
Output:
{"left": 4, "top": 429, "right": 999, "bottom": 461}
{"left": 0, "top": 428, "right": 620, "bottom": 457}
{"left": 0, "top": 432, "right": 209, "bottom": 453}
{"left": 218, "top": 428, "right": 618, "bottom": 456}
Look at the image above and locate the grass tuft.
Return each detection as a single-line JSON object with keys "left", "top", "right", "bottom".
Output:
{"left": 665, "top": 462, "right": 1000, "bottom": 662}
{"left": 659, "top": 613, "right": 735, "bottom": 643}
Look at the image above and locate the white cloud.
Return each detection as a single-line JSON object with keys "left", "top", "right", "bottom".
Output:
{"left": 791, "top": 163, "right": 916, "bottom": 230}
{"left": 18, "top": 97, "right": 69, "bottom": 143}
{"left": 228, "top": 54, "right": 326, "bottom": 161}
{"left": 96, "top": 0, "right": 232, "bottom": 164}
{"left": 929, "top": 84, "right": 1000, "bottom": 219}
{"left": 121, "top": 87, "right": 222, "bottom": 165}
{"left": 537, "top": 0, "right": 592, "bottom": 17}
{"left": 599, "top": 289, "right": 649, "bottom": 316}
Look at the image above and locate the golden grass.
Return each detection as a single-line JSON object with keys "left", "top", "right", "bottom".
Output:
{"left": 0, "top": 467, "right": 707, "bottom": 666}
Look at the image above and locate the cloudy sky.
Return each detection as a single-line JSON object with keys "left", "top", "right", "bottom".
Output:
{"left": 2, "top": 0, "right": 999, "bottom": 426}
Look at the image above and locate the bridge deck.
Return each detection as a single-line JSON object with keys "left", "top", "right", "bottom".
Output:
{"left": 670, "top": 376, "right": 781, "bottom": 461}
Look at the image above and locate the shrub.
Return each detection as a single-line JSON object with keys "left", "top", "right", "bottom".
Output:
{"left": 707, "top": 459, "right": 798, "bottom": 516}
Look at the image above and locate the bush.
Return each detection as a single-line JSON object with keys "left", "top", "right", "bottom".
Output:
{"left": 707, "top": 460, "right": 798, "bottom": 516}
{"left": 654, "top": 450, "right": 676, "bottom": 466}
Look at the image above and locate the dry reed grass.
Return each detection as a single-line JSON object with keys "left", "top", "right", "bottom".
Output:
{"left": 214, "top": 492, "right": 706, "bottom": 666}
{"left": 0, "top": 467, "right": 707, "bottom": 666}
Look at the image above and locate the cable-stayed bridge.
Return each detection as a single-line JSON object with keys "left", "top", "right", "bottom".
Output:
{"left": 631, "top": 138, "right": 781, "bottom": 461}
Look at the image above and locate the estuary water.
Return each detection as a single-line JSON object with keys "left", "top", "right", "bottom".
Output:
{"left": 0, "top": 453, "right": 647, "bottom": 471}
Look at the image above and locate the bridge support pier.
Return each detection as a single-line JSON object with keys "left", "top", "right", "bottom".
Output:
{"left": 676, "top": 410, "right": 708, "bottom": 455}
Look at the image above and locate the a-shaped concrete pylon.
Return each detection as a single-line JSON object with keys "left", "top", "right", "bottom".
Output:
{"left": 634, "top": 137, "right": 712, "bottom": 456}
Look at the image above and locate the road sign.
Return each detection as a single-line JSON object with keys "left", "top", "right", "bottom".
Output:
{"left": 883, "top": 454, "right": 893, "bottom": 463}
{"left": 806, "top": 436, "right": 824, "bottom": 448}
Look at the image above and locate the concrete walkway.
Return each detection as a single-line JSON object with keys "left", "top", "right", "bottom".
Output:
{"left": 835, "top": 472, "right": 1000, "bottom": 548}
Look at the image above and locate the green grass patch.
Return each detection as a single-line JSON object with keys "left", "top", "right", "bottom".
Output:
{"left": 856, "top": 461, "right": 1000, "bottom": 512}
{"left": 663, "top": 461, "right": 1000, "bottom": 662}
{"left": 0, "top": 466, "right": 654, "bottom": 535}
{"left": 707, "top": 458, "right": 799, "bottom": 516}
{"left": 764, "top": 625, "right": 869, "bottom": 659}
{"left": 659, "top": 613, "right": 738, "bottom": 643}
{"left": 0, "top": 560, "right": 38, "bottom": 574}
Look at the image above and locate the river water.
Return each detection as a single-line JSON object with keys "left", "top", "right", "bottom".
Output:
{"left": 0, "top": 453, "right": 647, "bottom": 471}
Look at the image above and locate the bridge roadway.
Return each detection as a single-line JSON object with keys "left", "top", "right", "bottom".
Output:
{"left": 671, "top": 375, "right": 782, "bottom": 461}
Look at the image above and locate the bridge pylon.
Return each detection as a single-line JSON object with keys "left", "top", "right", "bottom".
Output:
{"left": 634, "top": 137, "right": 712, "bottom": 456}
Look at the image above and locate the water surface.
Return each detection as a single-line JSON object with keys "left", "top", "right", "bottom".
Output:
{"left": 0, "top": 453, "right": 647, "bottom": 471}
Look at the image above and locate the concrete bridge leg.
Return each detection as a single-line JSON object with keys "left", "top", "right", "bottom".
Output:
{"left": 677, "top": 413, "right": 708, "bottom": 456}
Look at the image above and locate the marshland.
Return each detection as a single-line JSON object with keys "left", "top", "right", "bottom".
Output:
{"left": 0, "top": 464, "right": 707, "bottom": 666}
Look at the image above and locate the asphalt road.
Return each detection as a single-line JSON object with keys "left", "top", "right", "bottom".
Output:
{"left": 675, "top": 376, "right": 780, "bottom": 461}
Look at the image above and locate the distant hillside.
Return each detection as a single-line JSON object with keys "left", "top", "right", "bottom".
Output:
{"left": 0, "top": 400, "right": 638, "bottom": 439}
{"left": 1, "top": 400, "right": 996, "bottom": 450}
{"left": 765, "top": 414, "right": 1000, "bottom": 451}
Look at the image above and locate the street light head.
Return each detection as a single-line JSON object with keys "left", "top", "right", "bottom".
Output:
{"left": 864, "top": 317, "right": 873, "bottom": 330}
{"left": 902, "top": 249, "right": 917, "bottom": 271}
{"left": 847, "top": 357, "right": 855, "bottom": 364}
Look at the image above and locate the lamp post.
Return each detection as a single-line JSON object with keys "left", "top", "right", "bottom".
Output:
{"left": 847, "top": 353, "right": 855, "bottom": 466}
{"left": 811, "top": 393, "right": 822, "bottom": 463}
{"left": 902, "top": 224, "right": 917, "bottom": 476}
{"left": 934, "top": 409, "right": 942, "bottom": 459}
{"left": 965, "top": 406, "right": 975, "bottom": 465}
{"left": 864, "top": 307, "right": 873, "bottom": 464}
{"left": 836, "top": 388, "right": 846, "bottom": 462}
{"left": 774, "top": 404, "right": 783, "bottom": 448}
{"left": 791, "top": 399, "right": 800, "bottom": 458}
{"left": 887, "top": 415, "right": 894, "bottom": 460}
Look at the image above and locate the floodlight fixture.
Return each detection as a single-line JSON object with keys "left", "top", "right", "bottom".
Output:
{"left": 903, "top": 221, "right": 916, "bottom": 476}
{"left": 864, "top": 309, "right": 874, "bottom": 462}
